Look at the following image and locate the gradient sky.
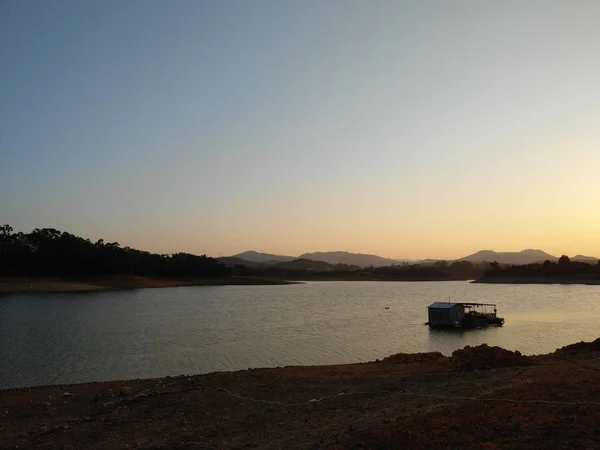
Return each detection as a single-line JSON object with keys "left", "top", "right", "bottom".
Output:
{"left": 2, "top": 1, "right": 600, "bottom": 259}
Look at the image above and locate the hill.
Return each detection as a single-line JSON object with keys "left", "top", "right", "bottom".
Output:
{"left": 459, "top": 249, "right": 557, "bottom": 265}
{"left": 272, "top": 258, "right": 334, "bottom": 271}
{"left": 414, "top": 258, "right": 441, "bottom": 266}
{"left": 572, "top": 254, "right": 599, "bottom": 263}
{"left": 230, "top": 251, "right": 296, "bottom": 263}
{"left": 227, "top": 249, "right": 598, "bottom": 268}
{"left": 299, "top": 251, "right": 395, "bottom": 267}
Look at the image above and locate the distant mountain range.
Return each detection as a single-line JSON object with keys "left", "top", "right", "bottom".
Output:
{"left": 227, "top": 250, "right": 396, "bottom": 267}
{"left": 220, "top": 249, "right": 598, "bottom": 268}
{"left": 271, "top": 258, "right": 355, "bottom": 271}
{"left": 458, "top": 249, "right": 557, "bottom": 265}
{"left": 459, "top": 249, "right": 598, "bottom": 265}
{"left": 572, "top": 255, "right": 600, "bottom": 263}
{"left": 299, "top": 251, "right": 396, "bottom": 267}
{"left": 230, "top": 251, "right": 296, "bottom": 264}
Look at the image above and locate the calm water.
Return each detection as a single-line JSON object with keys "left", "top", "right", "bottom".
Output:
{"left": 1, "top": 281, "right": 600, "bottom": 389}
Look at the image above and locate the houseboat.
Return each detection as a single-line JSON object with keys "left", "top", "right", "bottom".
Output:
{"left": 427, "top": 302, "right": 504, "bottom": 329}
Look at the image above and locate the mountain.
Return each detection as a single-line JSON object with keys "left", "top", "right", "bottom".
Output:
{"left": 230, "top": 251, "right": 296, "bottom": 263}
{"left": 412, "top": 259, "right": 441, "bottom": 266}
{"left": 458, "top": 249, "right": 557, "bottom": 265}
{"left": 572, "top": 255, "right": 599, "bottom": 263}
{"left": 226, "top": 249, "right": 598, "bottom": 268}
{"left": 272, "top": 258, "right": 334, "bottom": 271}
{"left": 393, "top": 259, "right": 423, "bottom": 265}
{"left": 299, "top": 251, "right": 395, "bottom": 267}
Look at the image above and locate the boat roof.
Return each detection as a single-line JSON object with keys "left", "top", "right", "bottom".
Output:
{"left": 461, "top": 302, "right": 497, "bottom": 307}
{"left": 428, "top": 302, "right": 497, "bottom": 309}
{"left": 428, "top": 302, "right": 458, "bottom": 309}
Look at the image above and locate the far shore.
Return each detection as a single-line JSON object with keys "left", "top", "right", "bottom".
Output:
{"left": 266, "top": 274, "right": 471, "bottom": 282}
{"left": 10, "top": 273, "right": 600, "bottom": 294}
{"left": 473, "top": 276, "right": 600, "bottom": 285}
{"left": 0, "top": 275, "right": 299, "bottom": 294}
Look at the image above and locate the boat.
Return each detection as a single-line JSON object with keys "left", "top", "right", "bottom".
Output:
{"left": 427, "top": 302, "right": 504, "bottom": 329}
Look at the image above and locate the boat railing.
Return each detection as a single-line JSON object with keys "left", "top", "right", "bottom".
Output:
{"left": 465, "top": 310, "right": 497, "bottom": 319}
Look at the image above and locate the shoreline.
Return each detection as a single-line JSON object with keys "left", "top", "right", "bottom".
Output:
{"left": 0, "top": 276, "right": 484, "bottom": 294}
{"left": 473, "top": 276, "right": 600, "bottom": 285}
{"left": 2, "top": 339, "right": 600, "bottom": 448}
{"left": 0, "top": 275, "right": 299, "bottom": 294}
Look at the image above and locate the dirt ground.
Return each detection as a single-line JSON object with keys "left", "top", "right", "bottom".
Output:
{"left": 3, "top": 341, "right": 600, "bottom": 449}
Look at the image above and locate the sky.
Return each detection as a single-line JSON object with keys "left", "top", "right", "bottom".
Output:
{"left": 1, "top": 1, "right": 600, "bottom": 259}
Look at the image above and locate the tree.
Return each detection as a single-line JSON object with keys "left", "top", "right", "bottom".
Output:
{"left": 0, "top": 224, "right": 224, "bottom": 278}
{"left": 558, "top": 255, "right": 571, "bottom": 265}
{"left": 0, "top": 224, "right": 13, "bottom": 238}
{"left": 489, "top": 261, "right": 500, "bottom": 271}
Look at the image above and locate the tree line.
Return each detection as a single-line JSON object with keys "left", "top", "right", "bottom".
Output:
{"left": 0, "top": 225, "right": 224, "bottom": 278}
{"left": 485, "top": 255, "right": 600, "bottom": 278}
{"left": 230, "top": 259, "right": 488, "bottom": 280}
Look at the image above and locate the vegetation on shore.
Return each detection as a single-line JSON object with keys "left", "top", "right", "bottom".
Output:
{"left": 0, "top": 224, "right": 299, "bottom": 292}
{"left": 475, "top": 255, "right": 600, "bottom": 284}
{"left": 0, "top": 224, "right": 225, "bottom": 279}
{"left": 5, "top": 224, "right": 600, "bottom": 289}
{"left": 228, "top": 259, "right": 489, "bottom": 281}
{"left": 0, "top": 224, "right": 492, "bottom": 291}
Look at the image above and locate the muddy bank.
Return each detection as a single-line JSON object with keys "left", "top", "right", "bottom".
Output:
{"left": 0, "top": 275, "right": 298, "bottom": 294}
{"left": 2, "top": 341, "right": 600, "bottom": 448}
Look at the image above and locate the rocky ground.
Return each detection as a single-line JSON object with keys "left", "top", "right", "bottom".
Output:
{"left": 2, "top": 341, "right": 600, "bottom": 449}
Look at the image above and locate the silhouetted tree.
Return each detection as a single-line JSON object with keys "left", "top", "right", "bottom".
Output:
{"left": 558, "top": 255, "right": 571, "bottom": 265}
{"left": 0, "top": 224, "right": 12, "bottom": 239}
{"left": 0, "top": 224, "right": 224, "bottom": 278}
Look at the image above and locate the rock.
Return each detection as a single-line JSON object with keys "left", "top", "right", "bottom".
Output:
{"left": 379, "top": 351, "right": 445, "bottom": 364}
{"left": 119, "top": 386, "right": 134, "bottom": 396}
{"left": 451, "top": 344, "right": 531, "bottom": 371}
{"left": 556, "top": 338, "right": 600, "bottom": 354}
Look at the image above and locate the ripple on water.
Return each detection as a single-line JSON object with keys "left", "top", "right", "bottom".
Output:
{"left": 1, "top": 281, "right": 600, "bottom": 388}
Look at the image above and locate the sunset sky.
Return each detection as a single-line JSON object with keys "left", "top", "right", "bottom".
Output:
{"left": 2, "top": 1, "right": 600, "bottom": 259}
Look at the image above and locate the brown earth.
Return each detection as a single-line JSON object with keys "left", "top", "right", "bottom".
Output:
{"left": 0, "top": 275, "right": 298, "bottom": 294}
{"left": 3, "top": 342, "right": 600, "bottom": 449}
{"left": 556, "top": 338, "right": 600, "bottom": 353}
{"left": 450, "top": 344, "right": 531, "bottom": 371}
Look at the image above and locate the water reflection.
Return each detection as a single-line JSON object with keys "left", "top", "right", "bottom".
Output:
{"left": 426, "top": 326, "right": 488, "bottom": 355}
{"left": 1, "top": 281, "right": 600, "bottom": 388}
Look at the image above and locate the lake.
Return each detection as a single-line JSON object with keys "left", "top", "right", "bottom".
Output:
{"left": 1, "top": 281, "right": 600, "bottom": 389}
